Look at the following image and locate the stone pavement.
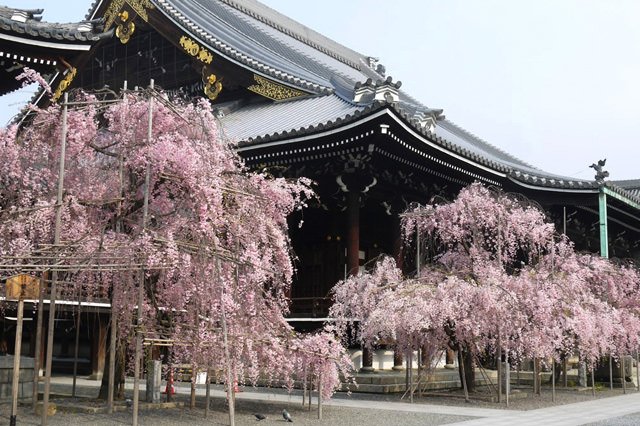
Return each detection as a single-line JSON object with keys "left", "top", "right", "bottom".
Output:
{"left": 40, "top": 376, "right": 640, "bottom": 425}
{"left": 447, "top": 392, "right": 640, "bottom": 425}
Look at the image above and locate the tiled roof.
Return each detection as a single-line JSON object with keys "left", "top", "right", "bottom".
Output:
{"left": 86, "top": 0, "right": 638, "bottom": 198}
{"left": 611, "top": 180, "right": 640, "bottom": 202}
{"left": 151, "top": 0, "right": 598, "bottom": 189}
{"left": 219, "top": 95, "right": 361, "bottom": 144}
{"left": 0, "top": 5, "right": 108, "bottom": 43}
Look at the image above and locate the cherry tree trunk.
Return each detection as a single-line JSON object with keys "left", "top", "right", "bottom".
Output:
{"left": 458, "top": 348, "right": 475, "bottom": 393}
{"left": 98, "top": 334, "right": 125, "bottom": 400}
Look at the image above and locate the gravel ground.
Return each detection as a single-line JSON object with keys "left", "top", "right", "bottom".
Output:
{"left": 1, "top": 398, "right": 473, "bottom": 426}
{"left": 317, "top": 384, "right": 634, "bottom": 413}
{"left": 586, "top": 413, "right": 640, "bottom": 426}
{"left": 2, "top": 383, "right": 637, "bottom": 425}
{"left": 388, "top": 386, "right": 634, "bottom": 411}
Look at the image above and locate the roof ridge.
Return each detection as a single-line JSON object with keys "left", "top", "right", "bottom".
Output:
{"left": 152, "top": 0, "right": 335, "bottom": 94}
{"left": 0, "top": 5, "right": 109, "bottom": 43}
{"left": 605, "top": 182, "right": 640, "bottom": 206}
{"left": 217, "top": 0, "right": 366, "bottom": 71}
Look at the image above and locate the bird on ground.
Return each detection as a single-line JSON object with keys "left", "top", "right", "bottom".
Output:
{"left": 282, "top": 409, "right": 293, "bottom": 422}
{"left": 253, "top": 413, "right": 266, "bottom": 421}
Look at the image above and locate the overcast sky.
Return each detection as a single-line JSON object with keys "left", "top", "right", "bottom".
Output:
{"left": 3, "top": 0, "right": 638, "bottom": 181}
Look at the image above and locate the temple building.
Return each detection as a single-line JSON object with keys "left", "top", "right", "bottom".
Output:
{"left": 1, "top": 0, "right": 639, "bottom": 374}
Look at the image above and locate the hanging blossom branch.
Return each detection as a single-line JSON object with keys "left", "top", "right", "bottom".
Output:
{"left": 331, "top": 182, "right": 640, "bottom": 383}
{"left": 0, "top": 88, "right": 353, "bottom": 401}
{"left": 16, "top": 67, "right": 52, "bottom": 95}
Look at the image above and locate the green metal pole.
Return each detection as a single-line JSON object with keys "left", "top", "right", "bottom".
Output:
{"left": 599, "top": 189, "right": 608, "bottom": 259}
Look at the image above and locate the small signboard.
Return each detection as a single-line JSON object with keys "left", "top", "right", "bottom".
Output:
{"left": 5, "top": 274, "right": 40, "bottom": 300}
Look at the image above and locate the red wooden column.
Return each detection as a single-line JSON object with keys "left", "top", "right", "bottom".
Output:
{"left": 346, "top": 190, "right": 360, "bottom": 276}
{"left": 346, "top": 190, "right": 373, "bottom": 371}
{"left": 341, "top": 176, "right": 373, "bottom": 372}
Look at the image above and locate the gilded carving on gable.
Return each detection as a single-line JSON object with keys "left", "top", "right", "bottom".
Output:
{"left": 202, "top": 67, "right": 223, "bottom": 101}
{"left": 247, "top": 74, "right": 306, "bottom": 101}
{"left": 115, "top": 10, "right": 135, "bottom": 44}
{"left": 179, "top": 36, "right": 214, "bottom": 64}
{"left": 104, "top": 0, "right": 126, "bottom": 29}
{"left": 52, "top": 67, "right": 78, "bottom": 102}
{"left": 104, "top": 0, "right": 154, "bottom": 43}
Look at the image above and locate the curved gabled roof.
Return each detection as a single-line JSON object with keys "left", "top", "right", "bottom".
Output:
{"left": 86, "top": 0, "right": 640, "bottom": 205}
{"left": 609, "top": 180, "right": 640, "bottom": 205}
{"left": 0, "top": 5, "right": 108, "bottom": 45}
{"left": 158, "top": 0, "right": 594, "bottom": 189}
{"left": 0, "top": 5, "right": 110, "bottom": 98}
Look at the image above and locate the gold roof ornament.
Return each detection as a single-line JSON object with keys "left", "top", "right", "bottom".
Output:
{"left": 179, "top": 36, "right": 214, "bottom": 64}
{"left": 103, "top": 0, "right": 155, "bottom": 44}
{"left": 115, "top": 10, "right": 135, "bottom": 44}
{"left": 247, "top": 74, "right": 306, "bottom": 101}
{"left": 52, "top": 67, "right": 77, "bottom": 102}
{"left": 202, "top": 67, "right": 223, "bottom": 101}
{"left": 104, "top": 0, "right": 154, "bottom": 29}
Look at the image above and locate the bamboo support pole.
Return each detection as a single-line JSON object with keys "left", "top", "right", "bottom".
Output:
{"left": 42, "top": 92, "right": 69, "bottom": 426}
{"left": 133, "top": 79, "right": 154, "bottom": 426}
{"left": 190, "top": 363, "right": 196, "bottom": 409}
{"left": 218, "top": 257, "right": 235, "bottom": 426}
{"left": 108, "top": 81, "right": 126, "bottom": 415}
{"left": 302, "top": 371, "right": 306, "bottom": 407}
{"left": 552, "top": 358, "right": 556, "bottom": 402}
{"left": 505, "top": 353, "right": 510, "bottom": 407}
{"left": 205, "top": 369, "right": 211, "bottom": 418}
{"left": 415, "top": 225, "right": 421, "bottom": 276}
{"left": 497, "top": 337, "right": 502, "bottom": 403}
{"left": 409, "top": 351, "right": 414, "bottom": 403}
{"left": 308, "top": 374, "right": 312, "bottom": 411}
{"left": 32, "top": 275, "right": 45, "bottom": 410}
{"left": 71, "top": 300, "right": 81, "bottom": 397}
{"left": 317, "top": 372, "right": 323, "bottom": 420}
{"left": 10, "top": 296, "right": 25, "bottom": 426}
{"left": 532, "top": 358, "right": 536, "bottom": 395}
{"left": 417, "top": 347, "right": 422, "bottom": 397}
{"left": 476, "top": 360, "right": 497, "bottom": 397}
{"left": 636, "top": 350, "right": 639, "bottom": 392}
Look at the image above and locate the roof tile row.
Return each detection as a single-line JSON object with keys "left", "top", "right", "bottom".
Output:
{"left": 0, "top": 5, "right": 108, "bottom": 43}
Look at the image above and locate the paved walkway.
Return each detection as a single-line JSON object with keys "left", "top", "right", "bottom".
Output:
{"left": 45, "top": 376, "right": 640, "bottom": 425}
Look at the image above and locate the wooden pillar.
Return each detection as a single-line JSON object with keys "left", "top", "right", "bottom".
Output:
{"left": 346, "top": 190, "right": 360, "bottom": 277}
{"left": 347, "top": 190, "right": 373, "bottom": 372}
{"left": 10, "top": 297, "right": 25, "bottom": 426}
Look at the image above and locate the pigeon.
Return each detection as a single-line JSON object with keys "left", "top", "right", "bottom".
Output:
{"left": 254, "top": 413, "right": 267, "bottom": 421}
{"left": 282, "top": 409, "right": 293, "bottom": 422}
